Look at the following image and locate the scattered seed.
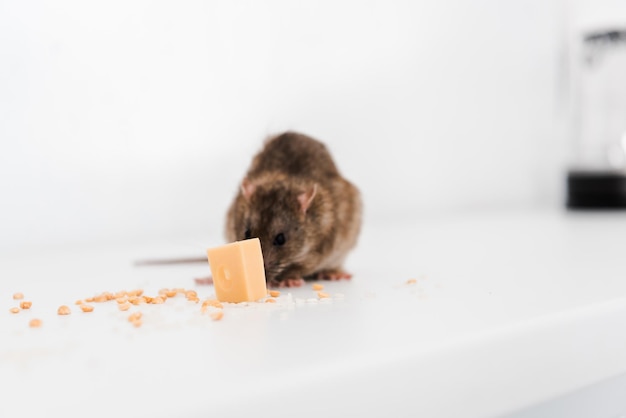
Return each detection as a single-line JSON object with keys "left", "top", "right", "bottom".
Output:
{"left": 185, "top": 290, "right": 198, "bottom": 298}
{"left": 202, "top": 299, "right": 223, "bottom": 309}
{"left": 12, "top": 292, "right": 24, "bottom": 300}
{"left": 151, "top": 297, "right": 165, "bottom": 304}
{"left": 20, "top": 301, "right": 32, "bottom": 309}
{"left": 128, "top": 289, "right": 143, "bottom": 297}
{"left": 165, "top": 290, "right": 177, "bottom": 298}
{"left": 118, "top": 302, "right": 131, "bottom": 311}
{"left": 265, "top": 298, "right": 276, "bottom": 303}
{"left": 210, "top": 311, "right": 224, "bottom": 321}
{"left": 312, "top": 284, "right": 324, "bottom": 291}
{"left": 187, "top": 296, "right": 199, "bottom": 303}
{"left": 57, "top": 305, "right": 71, "bottom": 315}
{"left": 269, "top": 290, "right": 281, "bottom": 297}
{"left": 80, "top": 304, "right": 94, "bottom": 313}
{"left": 406, "top": 278, "right": 417, "bottom": 285}
{"left": 128, "top": 312, "right": 142, "bottom": 322}
{"left": 75, "top": 300, "right": 84, "bottom": 305}
{"left": 9, "top": 307, "right": 19, "bottom": 314}
{"left": 29, "top": 318, "right": 42, "bottom": 328}
{"left": 317, "top": 292, "right": 330, "bottom": 299}
{"left": 132, "top": 320, "right": 142, "bottom": 328}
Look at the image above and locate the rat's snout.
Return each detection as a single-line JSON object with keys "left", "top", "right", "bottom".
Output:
{"left": 263, "top": 257, "right": 274, "bottom": 279}
{"left": 263, "top": 255, "right": 282, "bottom": 284}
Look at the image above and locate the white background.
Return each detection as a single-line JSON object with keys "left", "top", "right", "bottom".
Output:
{"left": 0, "top": 0, "right": 576, "bottom": 252}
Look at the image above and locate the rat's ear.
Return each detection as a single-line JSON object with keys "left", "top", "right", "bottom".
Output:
{"left": 297, "top": 184, "right": 317, "bottom": 214}
{"left": 241, "top": 178, "right": 256, "bottom": 201}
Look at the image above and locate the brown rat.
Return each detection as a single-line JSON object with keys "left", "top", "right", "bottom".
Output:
{"left": 225, "top": 131, "right": 362, "bottom": 287}
{"left": 135, "top": 131, "right": 362, "bottom": 288}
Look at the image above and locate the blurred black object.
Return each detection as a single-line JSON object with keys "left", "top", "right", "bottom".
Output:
{"left": 567, "top": 170, "right": 626, "bottom": 209}
{"left": 565, "top": 28, "right": 626, "bottom": 210}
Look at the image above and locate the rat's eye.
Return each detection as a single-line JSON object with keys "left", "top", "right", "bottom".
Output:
{"left": 244, "top": 229, "right": 251, "bottom": 239}
{"left": 273, "top": 233, "right": 286, "bottom": 246}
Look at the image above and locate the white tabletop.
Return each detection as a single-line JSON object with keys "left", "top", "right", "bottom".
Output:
{"left": 2, "top": 208, "right": 626, "bottom": 418}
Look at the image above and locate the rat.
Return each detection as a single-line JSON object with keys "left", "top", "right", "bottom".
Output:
{"left": 135, "top": 131, "right": 362, "bottom": 288}
{"left": 224, "top": 131, "right": 362, "bottom": 287}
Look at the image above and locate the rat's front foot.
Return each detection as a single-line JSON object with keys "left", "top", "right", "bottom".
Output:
{"left": 268, "top": 277, "right": 305, "bottom": 288}
{"left": 315, "top": 270, "right": 352, "bottom": 281}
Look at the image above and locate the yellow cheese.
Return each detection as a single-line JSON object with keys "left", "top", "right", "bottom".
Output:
{"left": 206, "top": 238, "right": 267, "bottom": 303}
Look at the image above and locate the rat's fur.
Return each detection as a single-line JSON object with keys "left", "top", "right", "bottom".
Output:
{"left": 225, "top": 132, "right": 361, "bottom": 287}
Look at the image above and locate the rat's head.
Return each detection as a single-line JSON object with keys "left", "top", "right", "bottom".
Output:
{"left": 232, "top": 177, "right": 318, "bottom": 283}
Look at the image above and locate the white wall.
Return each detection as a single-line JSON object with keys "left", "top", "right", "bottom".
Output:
{"left": 0, "top": 0, "right": 561, "bottom": 251}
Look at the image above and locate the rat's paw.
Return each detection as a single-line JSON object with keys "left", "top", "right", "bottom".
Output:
{"left": 194, "top": 276, "right": 214, "bottom": 285}
{"left": 268, "top": 277, "right": 305, "bottom": 288}
{"left": 316, "top": 270, "right": 352, "bottom": 281}
{"left": 267, "top": 279, "right": 281, "bottom": 288}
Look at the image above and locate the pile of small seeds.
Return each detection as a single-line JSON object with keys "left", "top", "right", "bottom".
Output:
{"left": 7, "top": 287, "right": 226, "bottom": 329}
{"left": 8, "top": 283, "right": 339, "bottom": 329}
{"left": 9, "top": 292, "right": 40, "bottom": 326}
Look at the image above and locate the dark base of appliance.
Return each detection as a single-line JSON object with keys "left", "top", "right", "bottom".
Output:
{"left": 567, "top": 170, "right": 626, "bottom": 209}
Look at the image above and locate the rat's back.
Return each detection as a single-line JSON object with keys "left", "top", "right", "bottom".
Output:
{"left": 246, "top": 132, "right": 340, "bottom": 180}
{"left": 226, "top": 131, "right": 362, "bottom": 286}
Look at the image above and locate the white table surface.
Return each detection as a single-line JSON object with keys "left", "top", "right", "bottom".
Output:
{"left": 2, "top": 208, "right": 626, "bottom": 418}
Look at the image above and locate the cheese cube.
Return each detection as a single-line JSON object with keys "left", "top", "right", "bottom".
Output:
{"left": 206, "top": 238, "right": 267, "bottom": 303}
